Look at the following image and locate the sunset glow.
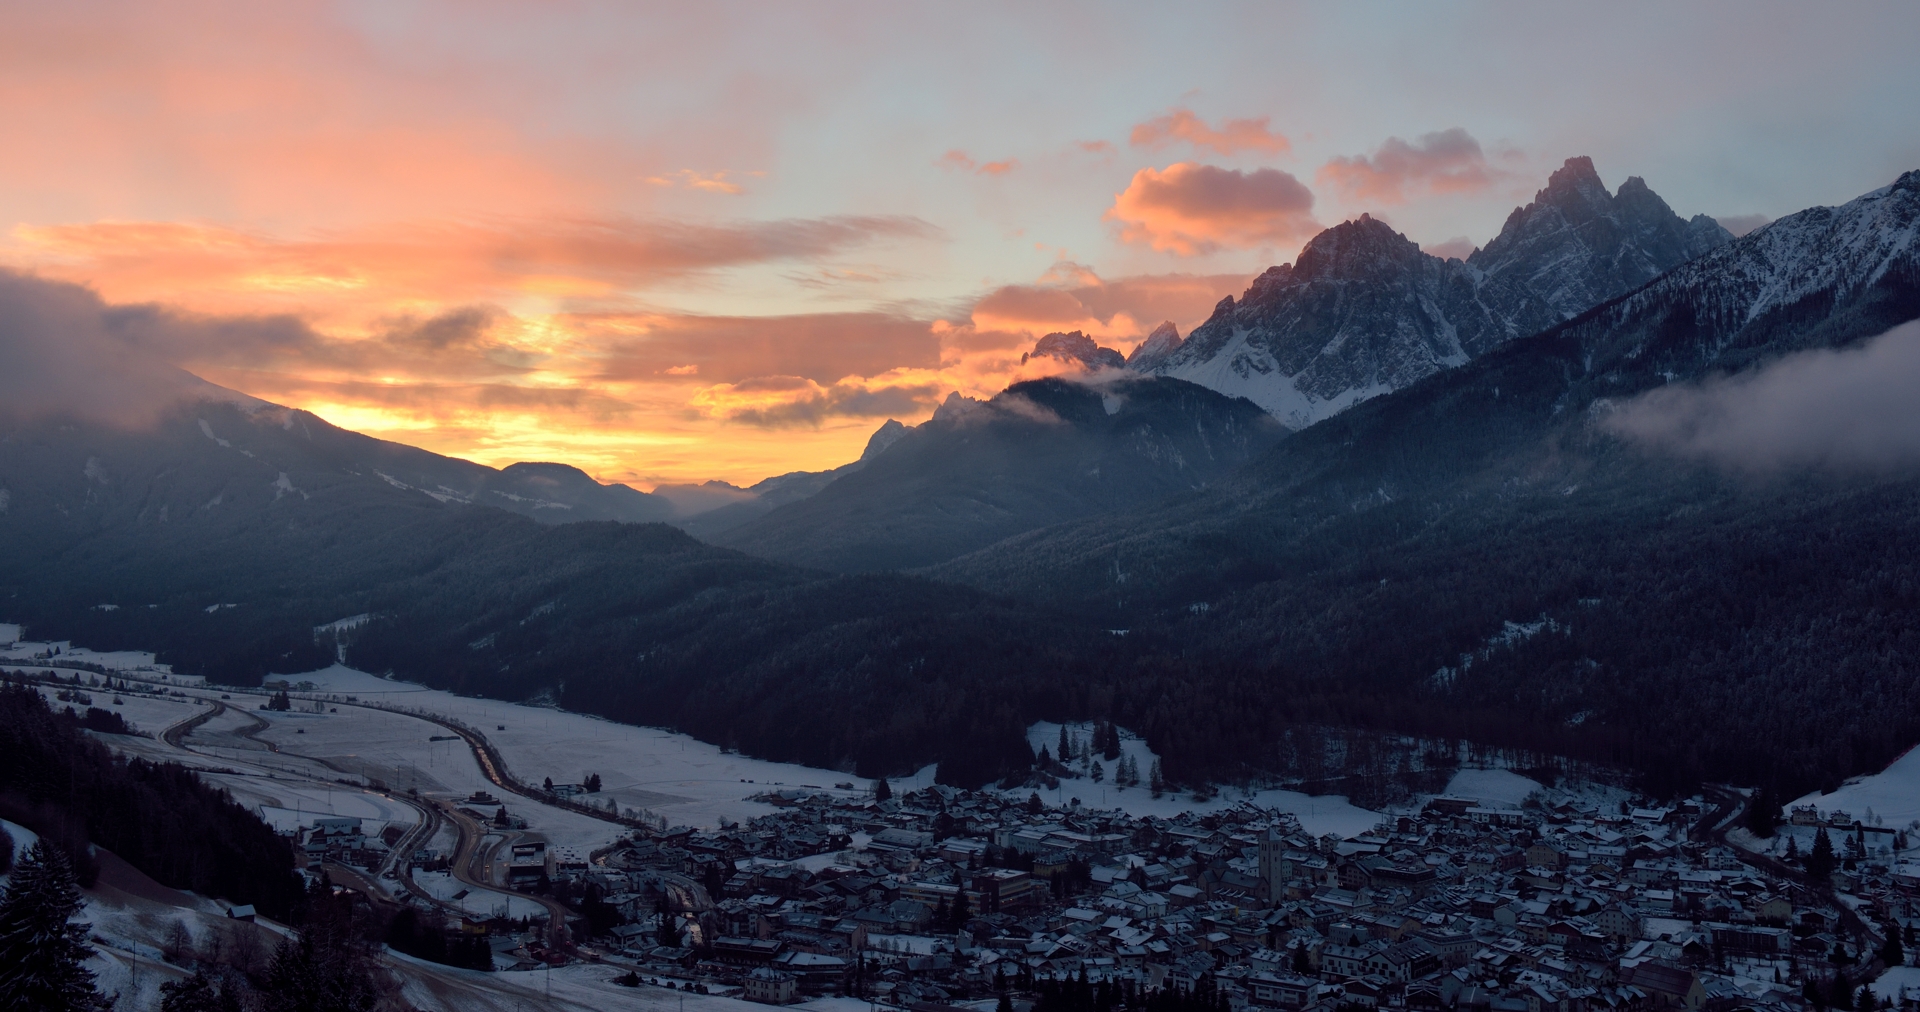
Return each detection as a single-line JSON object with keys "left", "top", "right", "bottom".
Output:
{"left": 3, "top": 2, "right": 1913, "bottom": 487}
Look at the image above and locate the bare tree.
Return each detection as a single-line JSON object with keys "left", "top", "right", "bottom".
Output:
{"left": 164, "top": 918, "right": 193, "bottom": 963}
{"left": 229, "top": 922, "right": 261, "bottom": 974}
{"left": 200, "top": 924, "right": 225, "bottom": 966}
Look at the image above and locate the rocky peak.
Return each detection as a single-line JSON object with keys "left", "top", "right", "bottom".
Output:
{"left": 1126, "top": 321, "right": 1185, "bottom": 372}
{"left": 931, "top": 391, "right": 982, "bottom": 423}
{"left": 1143, "top": 157, "right": 1733, "bottom": 429}
{"left": 1022, "top": 330, "right": 1126, "bottom": 371}
{"left": 860, "top": 419, "right": 909, "bottom": 461}
{"left": 1469, "top": 157, "right": 1731, "bottom": 328}
{"left": 1288, "top": 213, "right": 1429, "bottom": 286}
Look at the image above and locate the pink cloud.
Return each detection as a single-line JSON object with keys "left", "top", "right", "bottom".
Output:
{"left": 1106, "top": 163, "right": 1319, "bottom": 255}
{"left": 1130, "top": 108, "right": 1290, "bottom": 157}
{"left": 1317, "top": 128, "right": 1502, "bottom": 204}
{"left": 969, "top": 263, "right": 1251, "bottom": 345}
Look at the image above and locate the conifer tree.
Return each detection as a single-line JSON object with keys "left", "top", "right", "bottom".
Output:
{"left": 1150, "top": 758, "right": 1165, "bottom": 798}
{"left": 1811, "top": 827, "right": 1837, "bottom": 878}
{"left": 0, "top": 841, "right": 112, "bottom": 1011}
{"left": 1058, "top": 725, "right": 1071, "bottom": 761}
{"left": 1102, "top": 721, "right": 1121, "bottom": 762}
{"left": 874, "top": 777, "right": 892, "bottom": 802}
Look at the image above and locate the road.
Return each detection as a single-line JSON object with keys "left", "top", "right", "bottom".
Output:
{"left": 435, "top": 798, "right": 576, "bottom": 951}
{"left": 1696, "top": 784, "right": 1876, "bottom": 945}
{"left": 348, "top": 698, "right": 662, "bottom": 836}
{"left": 148, "top": 684, "right": 582, "bottom": 952}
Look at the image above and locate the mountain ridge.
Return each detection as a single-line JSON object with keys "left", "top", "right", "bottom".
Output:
{"left": 1139, "top": 157, "right": 1732, "bottom": 427}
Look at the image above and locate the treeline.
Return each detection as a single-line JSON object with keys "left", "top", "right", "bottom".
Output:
{"left": 0, "top": 678, "right": 305, "bottom": 919}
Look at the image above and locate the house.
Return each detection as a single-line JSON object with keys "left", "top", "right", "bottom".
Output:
{"left": 1248, "top": 970, "right": 1317, "bottom": 1008}
{"left": 744, "top": 966, "right": 797, "bottom": 1004}
{"left": 1622, "top": 963, "right": 1705, "bottom": 1010}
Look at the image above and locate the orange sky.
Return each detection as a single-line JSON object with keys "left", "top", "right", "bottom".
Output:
{"left": 3, "top": 2, "right": 1909, "bottom": 487}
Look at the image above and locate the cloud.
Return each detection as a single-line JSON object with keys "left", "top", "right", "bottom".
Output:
{"left": 0, "top": 269, "right": 256, "bottom": 426}
{"left": 691, "top": 374, "right": 942, "bottom": 427}
{"left": 969, "top": 263, "right": 1250, "bottom": 342}
{"left": 1106, "top": 163, "right": 1319, "bottom": 255}
{"left": 1604, "top": 321, "right": 1920, "bottom": 472}
{"left": 579, "top": 311, "right": 942, "bottom": 385}
{"left": 1421, "top": 236, "right": 1477, "bottom": 261}
{"left": 644, "top": 169, "right": 757, "bottom": 194}
{"left": 1715, "top": 214, "right": 1771, "bottom": 237}
{"left": 1317, "top": 128, "right": 1500, "bottom": 204}
{"left": 11, "top": 213, "right": 942, "bottom": 313}
{"left": 936, "top": 150, "right": 1018, "bottom": 176}
{"left": 1130, "top": 108, "right": 1290, "bottom": 157}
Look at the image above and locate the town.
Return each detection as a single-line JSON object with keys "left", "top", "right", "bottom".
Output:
{"left": 429, "top": 773, "right": 1918, "bottom": 1012}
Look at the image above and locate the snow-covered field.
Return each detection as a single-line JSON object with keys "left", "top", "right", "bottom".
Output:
{"left": 1013, "top": 721, "right": 1385, "bottom": 837}
{"left": 1874, "top": 966, "right": 1920, "bottom": 1004}
{"left": 411, "top": 869, "right": 548, "bottom": 920}
{"left": 2, "top": 639, "right": 204, "bottom": 685}
{"left": 1443, "top": 768, "right": 1546, "bottom": 809}
{"left": 1788, "top": 746, "right": 1920, "bottom": 829}
{"left": 284, "top": 665, "right": 910, "bottom": 832}
{"left": 29, "top": 683, "right": 210, "bottom": 738}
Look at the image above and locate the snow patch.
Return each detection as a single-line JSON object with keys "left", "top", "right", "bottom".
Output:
{"left": 1788, "top": 744, "right": 1920, "bottom": 830}
{"left": 197, "top": 418, "right": 231, "bottom": 447}
{"left": 1442, "top": 768, "right": 1544, "bottom": 809}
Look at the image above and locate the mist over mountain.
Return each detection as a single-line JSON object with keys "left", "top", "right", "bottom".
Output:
{"left": 1137, "top": 158, "right": 1732, "bottom": 427}
{"left": 934, "top": 168, "right": 1920, "bottom": 793}
{"left": 2, "top": 168, "right": 1917, "bottom": 802}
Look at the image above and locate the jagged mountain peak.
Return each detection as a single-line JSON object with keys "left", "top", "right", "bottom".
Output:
{"left": 1140, "top": 157, "right": 1731, "bottom": 428}
{"left": 1537, "top": 154, "right": 1610, "bottom": 205}
{"left": 1023, "top": 330, "right": 1126, "bottom": 371}
{"left": 1289, "top": 213, "right": 1429, "bottom": 282}
{"left": 1126, "top": 321, "right": 1185, "bottom": 372}
{"left": 860, "top": 418, "right": 909, "bottom": 460}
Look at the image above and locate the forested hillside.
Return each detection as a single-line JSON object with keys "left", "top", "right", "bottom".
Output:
{"left": 0, "top": 680, "right": 305, "bottom": 918}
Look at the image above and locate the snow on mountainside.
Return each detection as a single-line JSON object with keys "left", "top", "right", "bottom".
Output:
{"left": 1140, "top": 157, "right": 1732, "bottom": 428}
{"left": 1587, "top": 169, "right": 1920, "bottom": 354}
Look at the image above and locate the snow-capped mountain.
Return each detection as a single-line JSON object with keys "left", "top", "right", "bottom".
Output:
{"left": 1565, "top": 167, "right": 1920, "bottom": 377}
{"left": 1124, "top": 321, "right": 1185, "bottom": 372}
{"left": 1138, "top": 157, "right": 1732, "bottom": 427}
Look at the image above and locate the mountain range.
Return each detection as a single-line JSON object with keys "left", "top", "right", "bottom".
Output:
{"left": 2, "top": 162, "right": 1917, "bottom": 798}
{"left": 1136, "top": 157, "right": 1732, "bottom": 427}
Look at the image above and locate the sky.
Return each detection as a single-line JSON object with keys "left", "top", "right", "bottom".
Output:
{"left": 3, "top": 1, "right": 1918, "bottom": 488}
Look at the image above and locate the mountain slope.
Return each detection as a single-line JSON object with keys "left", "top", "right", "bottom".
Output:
{"left": 931, "top": 169, "right": 1920, "bottom": 794}
{"left": 712, "top": 375, "right": 1285, "bottom": 572}
{"left": 1143, "top": 157, "right": 1731, "bottom": 427}
{"left": 0, "top": 394, "right": 1102, "bottom": 784}
{"left": 667, "top": 420, "right": 911, "bottom": 540}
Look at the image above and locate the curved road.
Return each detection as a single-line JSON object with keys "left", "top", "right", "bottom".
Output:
{"left": 157, "top": 693, "right": 573, "bottom": 945}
